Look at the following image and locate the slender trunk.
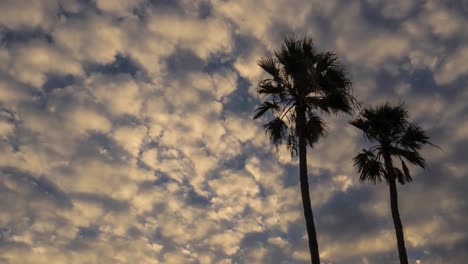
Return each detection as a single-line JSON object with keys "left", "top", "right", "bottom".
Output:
{"left": 384, "top": 154, "right": 409, "bottom": 264}
{"left": 296, "top": 106, "right": 320, "bottom": 264}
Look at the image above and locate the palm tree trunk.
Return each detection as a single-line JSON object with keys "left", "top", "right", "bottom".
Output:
{"left": 388, "top": 178, "right": 409, "bottom": 264}
{"left": 297, "top": 107, "right": 321, "bottom": 264}
{"left": 384, "top": 154, "right": 409, "bottom": 264}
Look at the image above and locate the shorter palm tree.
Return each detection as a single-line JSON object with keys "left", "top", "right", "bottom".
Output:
{"left": 350, "top": 102, "right": 436, "bottom": 264}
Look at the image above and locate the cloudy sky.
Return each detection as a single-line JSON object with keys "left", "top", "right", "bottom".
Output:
{"left": 0, "top": 0, "right": 467, "bottom": 263}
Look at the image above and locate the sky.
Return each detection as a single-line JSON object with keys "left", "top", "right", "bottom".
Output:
{"left": 0, "top": 0, "right": 467, "bottom": 263}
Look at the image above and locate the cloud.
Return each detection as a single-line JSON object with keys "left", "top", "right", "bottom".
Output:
{"left": 3, "top": 40, "right": 83, "bottom": 87}
{"left": 0, "top": 0, "right": 60, "bottom": 30}
{"left": 146, "top": 8, "right": 233, "bottom": 60}
{"left": 435, "top": 47, "right": 468, "bottom": 85}
{"left": 423, "top": 1, "right": 466, "bottom": 39}
{"left": 95, "top": 0, "right": 145, "bottom": 16}
{"left": 366, "top": 0, "right": 417, "bottom": 19}
{"left": 68, "top": 108, "right": 112, "bottom": 135}
{"left": 0, "top": 0, "right": 467, "bottom": 263}
{"left": 86, "top": 73, "right": 144, "bottom": 116}
{"left": 53, "top": 14, "right": 126, "bottom": 65}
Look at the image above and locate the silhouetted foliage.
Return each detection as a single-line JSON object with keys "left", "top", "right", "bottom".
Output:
{"left": 350, "top": 102, "right": 436, "bottom": 264}
{"left": 254, "top": 34, "right": 356, "bottom": 264}
{"left": 350, "top": 102, "right": 434, "bottom": 184}
{"left": 255, "top": 35, "right": 356, "bottom": 155}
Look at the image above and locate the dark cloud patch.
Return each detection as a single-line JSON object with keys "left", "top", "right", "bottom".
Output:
{"left": 283, "top": 166, "right": 335, "bottom": 192}
{"left": 198, "top": 1, "right": 213, "bottom": 19}
{"left": 285, "top": 219, "right": 308, "bottom": 245}
{"left": 445, "top": 1, "right": 468, "bottom": 18}
{"left": 318, "top": 186, "right": 385, "bottom": 239}
{"left": 126, "top": 226, "right": 143, "bottom": 239}
{"left": 222, "top": 77, "right": 256, "bottom": 114}
{"left": 360, "top": 66, "right": 440, "bottom": 100}
{"left": 85, "top": 54, "right": 142, "bottom": 77}
{"left": 137, "top": 176, "right": 172, "bottom": 193}
{"left": 364, "top": 252, "right": 401, "bottom": 264}
{"left": 77, "top": 225, "right": 100, "bottom": 240}
{"left": 111, "top": 114, "right": 146, "bottom": 128}
{"left": 406, "top": 69, "right": 438, "bottom": 94}
{"left": 71, "top": 192, "right": 130, "bottom": 212}
{"left": 0, "top": 28, "right": 52, "bottom": 46}
{"left": 218, "top": 154, "right": 247, "bottom": 172}
{"left": 0, "top": 108, "right": 18, "bottom": 124}
{"left": 185, "top": 188, "right": 210, "bottom": 207}
{"left": 239, "top": 231, "right": 269, "bottom": 249}
{"left": 303, "top": 12, "right": 336, "bottom": 48}
{"left": 415, "top": 159, "right": 468, "bottom": 219}
{"left": 203, "top": 55, "right": 236, "bottom": 75}
{"left": 133, "top": 0, "right": 182, "bottom": 22}
{"left": 166, "top": 48, "right": 206, "bottom": 76}
{"left": 146, "top": 0, "right": 182, "bottom": 11}
{"left": 42, "top": 74, "right": 76, "bottom": 92}
{"left": 148, "top": 226, "right": 178, "bottom": 254}
{"left": 0, "top": 167, "right": 73, "bottom": 209}
{"left": 360, "top": 1, "right": 422, "bottom": 25}
{"left": 281, "top": 163, "right": 300, "bottom": 187}
{"left": 370, "top": 67, "right": 408, "bottom": 96}
{"left": 231, "top": 33, "right": 259, "bottom": 57}
{"left": 0, "top": 240, "right": 30, "bottom": 251}
{"left": 66, "top": 226, "right": 101, "bottom": 251}
{"left": 236, "top": 241, "right": 291, "bottom": 263}
{"left": 66, "top": 238, "right": 93, "bottom": 252}
{"left": 421, "top": 238, "right": 468, "bottom": 263}
{"left": 73, "top": 132, "right": 131, "bottom": 164}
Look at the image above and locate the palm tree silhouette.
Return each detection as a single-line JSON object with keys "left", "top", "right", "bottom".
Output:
{"left": 350, "top": 102, "right": 435, "bottom": 264}
{"left": 254, "top": 35, "right": 355, "bottom": 263}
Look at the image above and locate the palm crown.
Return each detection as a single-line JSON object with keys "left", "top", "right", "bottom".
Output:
{"left": 254, "top": 35, "right": 355, "bottom": 155}
{"left": 350, "top": 103, "right": 435, "bottom": 184}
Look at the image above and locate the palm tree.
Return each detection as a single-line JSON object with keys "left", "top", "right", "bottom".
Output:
{"left": 350, "top": 102, "right": 435, "bottom": 264}
{"left": 253, "top": 35, "right": 355, "bottom": 264}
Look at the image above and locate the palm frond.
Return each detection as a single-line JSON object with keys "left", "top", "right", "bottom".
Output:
{"left": 353, "top": 102, "right": 410, "bottom": 143}
{"left": 349, "top": 117, "right": 368, "bottom": 130}
{"left": 349, "top": 117, "right": 375, "bottom": 141}
{"left": 321, "top": 90, "right": 353, "bottom": 114}
{"left": 400, "top": 159, "right": 412, "bottom": 184}
{"left": 275, "top": 34, "right": 317, "bottom": 77}
{"left": 263, "top": 117, "right": 288, "bottom": 146}
{"left": 389, "top": 147, "right": 426, "bottom": 168}
{"left": 258, "top": 55, "right": 280, "bottom": 78}
{"left": 317, "top": 52, "right": 352, "bottom": 91}
{"left": 399, "top": 124, "right": 431, "bottom": 150}
{"left": 305, "top": 113, "right": 327, "bottom": 147}
{"left": 369, "top": 103, "right": 408, "bottom": 135}
{"left": 392, "top": 167, "right": 406, "bottom": 184}
{"left": 301, "top": 36, "right": 317, "bottom": 58}
{"left": 253, "top": 101, "right": 280, "bottom": 120}
{"left": 353, "top": 149, "right": 384, "bottom": 184}
{"left": 257, "top": 79, "right": 284, "bottom": 96}
{"left": 305, "top": 96, "right": 331, "bottom": 113}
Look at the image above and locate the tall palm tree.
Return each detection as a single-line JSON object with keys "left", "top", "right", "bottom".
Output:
{"left": 350, "top": 102, "right": 435, "bottom": 264}
{"left": 253, "top": 35, "right": 355, "bottom": 263}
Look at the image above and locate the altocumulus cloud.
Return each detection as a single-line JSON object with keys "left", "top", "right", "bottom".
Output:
{"left": 0, "top": 0, "right": 467, "bottom": 263}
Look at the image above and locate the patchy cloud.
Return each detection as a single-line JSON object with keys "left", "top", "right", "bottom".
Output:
{"left": 0, "top": 0, "right": 467, "bottom": 263}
